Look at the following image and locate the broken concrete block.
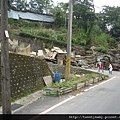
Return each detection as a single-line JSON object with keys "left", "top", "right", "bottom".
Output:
{"left": 38, "top": 50, "right": 44, "bottom": 56}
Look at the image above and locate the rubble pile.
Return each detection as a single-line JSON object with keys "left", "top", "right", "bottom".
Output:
{"left": 3, "top": 37, "right": 119, "bottom": 70}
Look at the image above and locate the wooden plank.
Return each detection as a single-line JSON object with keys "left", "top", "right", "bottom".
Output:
{"left": 43, "top": 76, "right": 52, "bottom": 87}
{"left": 76, "top": 83, "right": 85, "bottom": 90}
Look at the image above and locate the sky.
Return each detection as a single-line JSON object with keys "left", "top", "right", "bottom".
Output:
{"left": 53, "top": 0, "right": 120, "bottom": 13}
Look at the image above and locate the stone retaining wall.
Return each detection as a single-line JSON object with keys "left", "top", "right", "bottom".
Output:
{"left": 0, "top": 53, "right": 52, "bottom": 105}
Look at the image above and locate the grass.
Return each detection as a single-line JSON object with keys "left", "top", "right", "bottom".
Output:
{"left": 50, "top": 73, "right": 102, "bottom": 89}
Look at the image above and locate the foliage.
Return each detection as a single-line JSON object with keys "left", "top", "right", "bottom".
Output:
{"left": 95, "top": 46, "right": 108, "bottom": 54}
{"left": 85, "top": 74, "right": 96, "bottom": 79}
{"left": 8, "top": 0, "right": 16, "bottom": 10}
{"left": 52, "top": 77, "right": 81, "bottom": 88}
{"left": 98, "top": 6, "right": 120, "bottom": 41}
{"left": 18, "top": 27, "right": 66, "bottom": 42}
{"left": 50, "top": 0, "right": 97, "bottom": 44}
{"left": 10, "top": 0, "right": 29, "bottom": 11}
{"left": 52, "top": 73, "right": 97, "bottom": 89}
{"left": 96, "top": 33, "right": 109, "bottom": 47}
{"left": 9, "top": 19, "right": 67, "bottom": 43}
{"left": 8, "top": 0, "right": 53, "bottom": 13}
{"left": 72, "top": 28, "right": 88, "bottom": 45}
{"left": 73, "top": 0, "right": 97, "bottom": 35}
{"left": 28, "top": 0, "right": 53, "bottom": 13}
{"left": 8, "top": 0, "right": 119, "bottom": 53}
{"left": 8, "top": 18, "right": 42, "bottom": 29}
{"left": 50, "top": 2, "right": 69, "bottom": 27}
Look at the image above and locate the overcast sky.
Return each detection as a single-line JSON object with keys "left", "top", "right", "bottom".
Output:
{"left": 53, "top": 0, "right": 120, "bottom": 13}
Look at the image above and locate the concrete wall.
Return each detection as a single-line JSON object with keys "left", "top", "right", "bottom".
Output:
{"left": 47, "top": 62, "right": 95, "bottom": 75}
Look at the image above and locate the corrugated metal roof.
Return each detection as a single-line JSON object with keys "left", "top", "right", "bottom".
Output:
{"left": 7, "top": 10, "right": 54, "bottom": 23}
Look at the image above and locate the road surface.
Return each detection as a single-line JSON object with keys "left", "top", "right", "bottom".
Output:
{"left": 14, "top": 70, "right": 120, "bottom": 114}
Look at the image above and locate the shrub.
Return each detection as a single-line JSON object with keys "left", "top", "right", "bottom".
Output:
{"left": 108, "top": 37, "right": 116, "bottom": 45}
{"left": 95, "top": 46, "right": 108, "bottom": 54}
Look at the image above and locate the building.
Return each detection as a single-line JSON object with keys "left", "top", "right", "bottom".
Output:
{"left": 1, "top": 9, "right": 54, "bottom": 23}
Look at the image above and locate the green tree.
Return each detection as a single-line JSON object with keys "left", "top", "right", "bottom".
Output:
{"left": 51, "top": 0, "right": 97, "bottom": 45}
{"left": 8, "top": 0, "right": 16, "bottom": 10}
{"left": 9, "top": 0, "right": 29, "bottom": 10}
{"left": 98, "top": 6, "right": 120, "bottom": 41}
{"left": 28, "top": 0, "right": 53, "bottom": 13}
{"left": 50, "top": 2, "right": 69, "bottom": 27}
{"left": 73, "top": 0, "right": 97, "bottom": 45}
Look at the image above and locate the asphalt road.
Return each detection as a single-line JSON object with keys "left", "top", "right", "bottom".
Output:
{"left": 14, "top": 70, "right": 120, "bottom": 114}
{"left": 46, "top": 76, "right": 120, "bottom": 114}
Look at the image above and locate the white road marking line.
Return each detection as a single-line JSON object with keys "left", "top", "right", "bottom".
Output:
{"left": 83, "top": 76, "right": 116, "bottom": 92}
{"left": 99, "top": 76, "right": 116, "bottom": 85}
{"left": 39, "top": 76, "right": 116, "bottom": 114}
{"left": 39, "top": 96, "right": 75, "bottom": 114}
{"left": 84, "top": 85, "right": 98, "bottom": 92}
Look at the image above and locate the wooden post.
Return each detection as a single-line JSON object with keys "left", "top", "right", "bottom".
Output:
{"left": 1, "top": 0, "right": 11, "bottom": 114}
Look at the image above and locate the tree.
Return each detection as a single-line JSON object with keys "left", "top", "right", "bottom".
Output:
{"left": 72, "top": 0, "right": 97, "bottom": 45}
{"left": 28, "top": 0, "right": 53, "bottom": 13}
{"left": 8, "top": 0, "right": 16, "bottom": 10}
{"left": 8, "top": 0, "right": 29, "bottom": 11}
{"left": 50, "top": 2, "right": 69, "bottom": 27}
{"left": 98, "top": 6, "right": 120, "bottom": 41}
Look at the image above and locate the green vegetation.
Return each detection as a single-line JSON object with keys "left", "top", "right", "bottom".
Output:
{"left": 7, "top": 0, "right": 120, "bottom": 53}
{"left": 95, "top": 46, "right": 108, "bottom": 54}
{"left": 51, "top": 73, "right": 98, "bottom": 89}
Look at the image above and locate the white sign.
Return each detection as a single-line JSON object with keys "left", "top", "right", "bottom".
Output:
{"left": 5, "top": 30, "right": 9, "bottom": 38}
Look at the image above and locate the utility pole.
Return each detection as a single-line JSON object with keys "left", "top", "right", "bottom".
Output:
{"left": 65, "top": 0, "right": 73, "bottom": 80}
{"left": 1, "top": 0, "right": 11, "bottom": 114}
